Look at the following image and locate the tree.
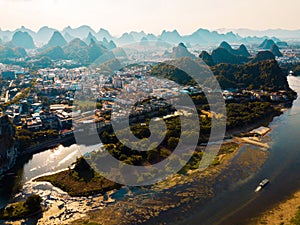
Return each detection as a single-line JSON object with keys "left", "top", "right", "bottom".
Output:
{"left": 168, "top": 137, "right": 179, "bottom": 149}
{"left": 24, "top": 194, "right": 42, "bottom": 211}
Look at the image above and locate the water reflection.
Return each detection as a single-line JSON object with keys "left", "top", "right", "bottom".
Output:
{"left": 0, "top": 143, "right": 101, "bottom": 208}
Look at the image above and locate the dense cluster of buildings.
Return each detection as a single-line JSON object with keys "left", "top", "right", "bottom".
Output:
{"left": 0, "top": 58, "right": 294, "bottom": 141}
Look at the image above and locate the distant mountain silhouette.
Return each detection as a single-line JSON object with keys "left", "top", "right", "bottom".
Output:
{"left": 37, "top": 26, "right": 57, "bottom": 44}
{"left": 237, "top": 44, "right": 251, "bottom": 57}
{"left": 200, "top": 42, "right": 277, "bottom": 66}
{"left": 277, "top": 41, "right": 288, "bottom": 47}
{"left": 0, "top": 46, "right": 27, "bottom": 59}
{"left": 63, "top": 38, "right": 89, "bottom": 63}
{"left": 219, "top": 41, "right": 250, "bottom": 57}
{"left": 130, "top": 31, "right": 146, "bottom": 42}
{"left": 0, "top": 26, "right": 292, "bottom": 48}
{"left": 199, "top": 51, "right": 214, "bottom": 66}
{"left": 64, "top": 32, "right": 74, "bottom": 42}
{"left": 169, "top": 43, "right": 195, "bottom": 58}
{"left": 146, "top": 33, "right": 157, "bottom": 41}
{"left": 117, "top": 33, "right": 135, "bottom": 45}
{"left": 62, "top": 25, "right": 96, "bottom": 39}
{"left": 47, "top": 31, "right": 67, "bottom": 47}
{"left": 211, "top": 47, "right": 249, "bottom": 65}
{"left": 270, "top": 44, "right": 283, "bottom": 57}
{"left": 259, "top": 39, "right": 276, "bottom": 49}
{"left": 62, "top": 38, "right": 108, "bottom": 64}
{"left": 160, "top": 30, "right": 182, "bottom": 44}
{"left": 88, "top": 39, "right": 107, "bottom": 62}
{"left": 107, "top": 40, "right": 117, "bottom": 50}
{"left": 85, "top": 32, "right": 98, "bottom": 45}
{"left": 200, "top": 42, "right": 250, "bottom": 65}
{"left": 14, "top": 26, "right": 35, "bottom": 39}
{"left": 259, "top": 39, "right": 282, "bottom": 57}
{"left": 250, "top": 51, "right": 275, "bottom": 63}
{"left": 112, "top": 47, "right": 127, "bottom": 58}
{"left": 37, "top": 46, "right": 66, "bottom": 60}
{"left": 97, "top": 28, "right": 113, "bottom": 41}
{"left": 11, "top": 31, "right": 35, "bottom": 49}
{"left": 218, "top": 28, "right": 300, "bottom": 40}
{"left": 87, "top": 36, "right": 117, "bottom": 50}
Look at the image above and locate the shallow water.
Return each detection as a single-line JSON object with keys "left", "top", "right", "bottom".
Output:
{"left": 181, "top": 76, "right": 300, "bottom": 225}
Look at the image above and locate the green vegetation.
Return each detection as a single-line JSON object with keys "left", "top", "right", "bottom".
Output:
{"left": 290, "top": 206, "right": 300, "bottom": 225}
{"left": 0, "top": 46, "right": 27, "bottom": 60}
{"left": 211, "top": 59, "right": 290, "bottom": 91}
{"left": 200, "top": 42, "right": 273, "bottom": 66}
{"left": 17, "top": 129, "right": 59, "bottom": 151}
{"left": 74, "top": 100, "right": 98, "bottom": 112}
{"left": 150, "top": 57, "right": 211, "bottom": 86}
{"left": 82, "top": 221, "right": 102, "bottom": 225}
{"left": 150, "top": 57, "right": 293, "bottom": 92}
{"left": 62, "top": 38, "right": 108, "bottom": 64}
{"left": 36, "top": 157, "right": 121, "bottom": 197}
{"left": 226, "top": 102, "right": 281, "bottom": 130}
{"left": 0, "top": 194, "right": 42, "bottom": 220}
{"left": 38, "top": 46, "right": 66, "bottom": 60}
{"left": 294, "top": 65, "right": 300, "bottom": 76}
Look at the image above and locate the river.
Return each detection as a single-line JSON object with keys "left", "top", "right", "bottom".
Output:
{"left": 180, "top": 75, "right": 300, "bottom": 225}
{"left": 1, "top": 76, "right": 300, "bottom": 224}
{"left": 0, "top": 143, "right": 101, "bottom": 209}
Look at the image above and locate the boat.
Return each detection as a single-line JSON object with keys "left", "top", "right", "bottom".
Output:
{"left": 255, "top": 178, "right": 269, "bottom": 192}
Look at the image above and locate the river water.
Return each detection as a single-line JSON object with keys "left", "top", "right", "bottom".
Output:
{"left": 0, "top": 143, "right": 101, "bottom": 209}
{"left": 180, "top": 75, "right": 300, "bottom": 225}
{"left": 1, "top": 76, "right": 300, "bottom": 224}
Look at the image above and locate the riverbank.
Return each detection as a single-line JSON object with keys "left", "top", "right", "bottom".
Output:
{"left": 2, "top": 123, "right": 275, "bottom": 225}
{"left": 70, "top": 141, "right": 269, "bottom": 225}
{"left": 1, "top": 99, "right": 289, "bottom": 224}
{"left": 247, "top": 190, "right": 300, "bottom": 225}
{"left": 1, "top": 139, "right": 262, "bottom": 225}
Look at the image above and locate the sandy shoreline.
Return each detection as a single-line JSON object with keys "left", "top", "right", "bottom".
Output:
{"left": 2, "top": 124, "right": 274, "bottom": 225}
{"left": 248, "top": 191, "right": 300, "bottom": 225}
{"left": 68, "top": 141, "right": 270, "bottom": 225}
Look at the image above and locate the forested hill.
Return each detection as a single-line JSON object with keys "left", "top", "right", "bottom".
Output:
{"left": 150, "top": 57, "right": 293, "bottom": 92}
{"left": 211, "top": 59, "right": 289, "bottom": 90}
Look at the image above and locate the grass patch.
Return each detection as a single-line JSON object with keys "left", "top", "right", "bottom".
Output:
{"left": 82, "top": 221, "right": 102, "bottom": 225}
{"left": 35, "top": 158, "right": 121, "bottom": 197}
{"left": 0, "top": 195, "right": 42, "bottom": 220}
{"left": 290, "top": 206, "right": 300, "bottom": 225}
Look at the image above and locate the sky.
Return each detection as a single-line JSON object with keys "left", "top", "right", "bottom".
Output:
{"left": 0, "top": 0, "right": 299, "bottom": 36}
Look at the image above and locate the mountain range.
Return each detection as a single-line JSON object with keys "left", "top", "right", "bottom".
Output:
{"left": 217, "top": 28, "right": 300, "bottom": 40}
{"left": 199, "top": 41, "right": 278, "bottom": 66}
{"left": 1, "top": 26, "right": 299, "bottom": 48}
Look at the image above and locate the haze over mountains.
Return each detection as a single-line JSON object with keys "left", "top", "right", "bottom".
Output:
{"left": 217, "top": 28, "right": 300, "bottom": 40}
{"left": 0, "top": 25, "right": 299, "bottom": 49}
{"left": 199, "top": 41, "right": 280, "bottom": 66}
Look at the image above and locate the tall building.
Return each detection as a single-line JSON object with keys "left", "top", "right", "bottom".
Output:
{"left": 113, "top": 77, "right": 123, "bottom": 89}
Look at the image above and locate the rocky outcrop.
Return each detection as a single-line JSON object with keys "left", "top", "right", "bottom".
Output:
{"left": 250, "top": 51, "right": 275, "bottom": 63}
{"left": 259, "top": 39, "right": 276, "bottom": 49}
{"left": 47, "top": 31, "right": 67, "bottom": 47}
{"left": 0, "top": 115, "right": 18, "bottom": 175}
{"left": 270, "top": 44, "right": 283, "bottom": 57}
{"left": 169, "top": 43, "right": 195, "bottom": 59}
{"left": 11, "top": 31, "right": 35, "bottom": 49}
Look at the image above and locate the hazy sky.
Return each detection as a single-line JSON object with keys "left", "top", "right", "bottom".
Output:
{"left": 0, "top": 0, "right": 299, "bottom": 35}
